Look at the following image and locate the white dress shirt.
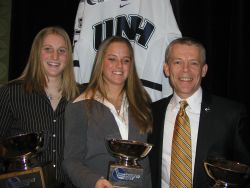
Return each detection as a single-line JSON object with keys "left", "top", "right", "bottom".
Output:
{"left": 161, "top": 87, "right": 202, "bottom": 188}
{"left": 94, "top": 93, "right": 129, "bottom": 140}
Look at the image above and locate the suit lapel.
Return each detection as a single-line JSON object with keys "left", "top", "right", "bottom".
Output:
{"left": 193, "top": 91, "right": 213, "bottom": 187}
{"left": 152, "top": 97, "right": 171, "bottom": 147}
{"left": 151, "top": 96, "right": 171, "bottom": 186}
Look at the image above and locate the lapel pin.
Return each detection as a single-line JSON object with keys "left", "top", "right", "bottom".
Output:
{"left": 205, "top": 107, "right": 211, "bottom": 112}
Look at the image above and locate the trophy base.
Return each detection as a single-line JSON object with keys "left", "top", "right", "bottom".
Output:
{"left": 0, "top": 164, "right": 58, "bottom": 188}
{"left": 0, "top": 166, "right": 46, "bottom": 188}
{"left": 108, "top": 162, "right": 143, "bottom": 188}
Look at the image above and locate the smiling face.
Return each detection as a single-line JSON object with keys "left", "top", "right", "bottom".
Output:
{"left": 164, "top": 43, "right": 208, "bottom": 99}
{"left": 40, "top": 34, "right": 68, "bottom": 80}
{"left": 102, "top": 41, "right": 131, "bottom": 89}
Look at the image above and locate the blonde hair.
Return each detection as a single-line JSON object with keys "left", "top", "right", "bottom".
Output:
{"left": 18, "top": 26, "right": 79, "bottom": 100}
{"left": 85, "top": 36, "right": 153, "bottom": 133}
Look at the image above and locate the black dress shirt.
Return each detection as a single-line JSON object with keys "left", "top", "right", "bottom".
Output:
{"left": 0, "top": 80, "right": 76, "bottom": 188}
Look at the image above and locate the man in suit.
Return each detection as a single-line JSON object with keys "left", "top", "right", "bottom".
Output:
{"left": 148, "top": 37, "right": 250, "bottom": 188}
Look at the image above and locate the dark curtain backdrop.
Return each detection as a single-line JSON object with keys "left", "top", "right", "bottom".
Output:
{"left": 9, "top": 0, "right": 79, "bottom": 80}
{"left": 9, "top": 0, "right": 249, "bottom": 116}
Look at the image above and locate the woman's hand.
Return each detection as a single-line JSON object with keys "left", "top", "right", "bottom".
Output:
{"left": 95, "top": 177, "right": 113, "bottom": 188}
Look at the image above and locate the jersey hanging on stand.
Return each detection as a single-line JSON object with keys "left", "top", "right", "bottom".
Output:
{"left": 73, "top": 0, "right": 182, "bottom": 102}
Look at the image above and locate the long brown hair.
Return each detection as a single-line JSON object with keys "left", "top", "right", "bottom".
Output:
{"left": 17, "top": 26, "right": 79, "bottom": 100}
{"left": 85, "top": 36, "right": 153, "bottom": 133}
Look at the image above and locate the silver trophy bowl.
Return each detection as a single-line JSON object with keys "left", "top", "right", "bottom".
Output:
{"left": 106, "top": 139, "right": 153, "bottom": 187}
{"left": 0, "top": 133, "right": 44, "bottom": 172}
{"left": 204, "top": 158, "right": 250, "bottom": 187}
{"left": 106, "top": 139, "right": 153, "bottom": 166}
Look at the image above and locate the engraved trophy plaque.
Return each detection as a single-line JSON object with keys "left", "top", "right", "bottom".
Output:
{"left": 106, "top": 139, "right": 152, "bottom": 188}
{"left": 204, "top": 158, "right": 250, "bottom": 188}
{"left": 0, "top": 133, "right": 48, "bottom": 188}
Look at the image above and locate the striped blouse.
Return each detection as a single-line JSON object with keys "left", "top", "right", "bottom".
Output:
{"left": 0, "top": 80, "right": 75, "bottom": 187}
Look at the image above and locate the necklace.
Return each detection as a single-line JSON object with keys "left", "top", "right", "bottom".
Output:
{"left": 107, "top": 97, "right": 122, "bottom": 115}
{"left": 47, "top": 94, "right": 62, "bottom": 101}
{"left": 116, "top": 107, "right": 121, "bottom": 115}
{"left": 45, "top": 90, "right": 62, "bottom": 101}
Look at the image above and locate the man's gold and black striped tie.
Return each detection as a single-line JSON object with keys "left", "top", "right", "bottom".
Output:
{"left": 170, "top": 100, "right": 192, "bottom": 188}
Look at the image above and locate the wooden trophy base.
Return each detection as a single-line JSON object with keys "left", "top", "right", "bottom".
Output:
{"left": 0, "top": 166, "right": 46, "bottom": 188}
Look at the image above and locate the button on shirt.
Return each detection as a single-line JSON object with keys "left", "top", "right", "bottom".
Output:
{"left": 0, "top": 81, "right": 70, "bottom": 186}
{"left": 161, "top": 87, "right": 202, "bottom": 188}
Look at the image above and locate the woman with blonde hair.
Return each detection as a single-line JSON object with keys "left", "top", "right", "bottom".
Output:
{"left": 0, "top": 26, "right": 80, "bottom": 187}
{"left": 63, "top": 36, "right": 153, "bottom": 188}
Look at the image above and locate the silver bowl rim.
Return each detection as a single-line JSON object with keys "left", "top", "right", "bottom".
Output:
{"left": 204, "top": 159, "right": 249, "bottom": 173}
{"left": 106, "top": 138, "right": 153, "bottom": 159}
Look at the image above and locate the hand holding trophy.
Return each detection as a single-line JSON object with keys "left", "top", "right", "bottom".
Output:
{"left": 106, "top": 138, "right": 153, "bottom": 188}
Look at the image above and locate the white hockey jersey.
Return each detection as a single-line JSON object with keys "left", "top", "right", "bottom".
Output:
{"left": 73, "top": 0, "right": 182, "bottom": 101}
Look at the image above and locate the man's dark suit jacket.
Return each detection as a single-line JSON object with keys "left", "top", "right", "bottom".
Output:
{"left": 148, "top": 91, "right": 250, "bottom": 188}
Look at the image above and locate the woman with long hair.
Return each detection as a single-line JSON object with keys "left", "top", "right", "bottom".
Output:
{"left": 63, "top": 36, "right": 153, "bottom": 188}
{"left": 0, "top": 26, "right": 80, "bottom": 187}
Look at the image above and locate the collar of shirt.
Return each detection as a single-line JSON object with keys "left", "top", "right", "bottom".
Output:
{"left": 94, "top": 92, "right": 129, "bottom": 140}
{"left": 171, "top": 87, "right": 202, "bottom": 114}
